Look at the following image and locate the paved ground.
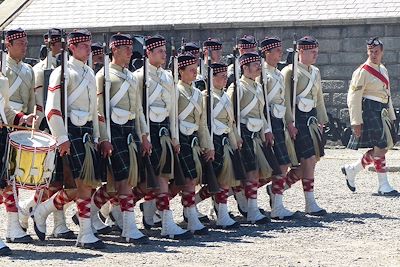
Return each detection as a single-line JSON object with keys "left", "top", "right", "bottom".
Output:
{"left": 1, "top": 148, "right": 400, "bottom": 267}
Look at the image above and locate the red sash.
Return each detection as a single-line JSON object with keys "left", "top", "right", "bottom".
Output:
{"left": 362, "top": 64, "right": 389, "bottom": 89}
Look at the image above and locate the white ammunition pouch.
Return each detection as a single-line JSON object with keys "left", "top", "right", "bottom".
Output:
{"left": 70, "top": 109, "right": 90, "bottom": 126}
{"left": 111, "top": 107, "right": 134, "bottom": 125}
{"left": 149, "top": 106, "right": 168, "bottom": 122}
{"left": 213, "top": 119, "right": 230, "bottom": 135}
{"left": 244, "top": 117, "right": 263, "bottom": 133}
{"left": 9, "top": 101, "right": 23, "bottom": 112}
{"left": 179, "top": 120, "right": 199, "bottom": 136}
{"left": 271, "top": 103, "right": 286, "bottom": 118}
{"left": 296, "top": 66, "right": 317, "bottom": 112}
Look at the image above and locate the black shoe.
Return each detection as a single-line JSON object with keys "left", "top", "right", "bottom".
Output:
{"left": 33, "top": 222, "right": 46, "bottom": 241}
{"left": 96, "top": 226, "right": 113, "bottom": 235}
{"left": 124, "top": 235, "right": 149, "bottom": 244}
{"left": 77, "top": 239, "right": 106, "bottom": 250}
{"left": 162, "top": 230, "right": 193, "bottom": 240}
{"left": 98, "top": 211, "right": 107, "bottom": 223}
{"left": 307, "top": 209, "right": 327, "bottom": 216}
{"left": 0, "top": 246, "right": 12, "bottom": 256}
{"left": 216, "top": 221, "right": 240, "bottom": 229}
{"left": 6, "top": 234, "right": 33, "bottom": 244}
{"left": 183, "top": 211, "right": 210, "bottom": 224}
{"left": 53, "top": 230, "right": 76, "bottom": 239}
{"left": 341, "top": 167, "right": 356, "bottom": 192}
{"left": 213, "top": 205, "right": 235, "bottom": 219}
{"left": 377, "top": 190, "right": 399, "bottom": 196}
{"left": 71, "top": 214, "right": 79, "bottom": 225}
{"left": 192, "top": 226, "right": 208, "bottom": 235}
{"left": 254, "top": 216, "right": 271, "bottom": 225}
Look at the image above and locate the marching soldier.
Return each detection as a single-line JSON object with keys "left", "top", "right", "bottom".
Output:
{"left": 18, "top": 28, "right": 75, "bottom": 239}
{"left": 198, "top": 38, "right": 223, "bottom": 80}
{"left": 90, "top": 42, "right": 104, "bottom": 73}
{"left": 226, "top": 52, "right": 271, "bottom": 224}
{"left": 259, "top": 37, "right": 297, "bottom": 219}
{"left": 281, "top": 36, "right": 328, "bottom": 216}
{"left": 173, "top": 53, "right": 213, "bottom": 234}
{"left": 342, "top": 37, "right": 398, "bottom": 196}
{"left": 0, "top": 63, "right": 36, "bottom": 251}
{"left": 34, "top": 29, "right": 106, "bottom": 249}
{"left": 182, "top": 42, "right": 206, "bottom": 91}
{"left": 94, "top": 33, "right": 151, "bottom": 243}
{"left": 133, "top": 35, "right": 191, "bottom": 239}
{"left": 2, "top": 28, "right": 38, "bottom": 244}
{"left": 227, "top": 35, "right": 257, "bottom": 87}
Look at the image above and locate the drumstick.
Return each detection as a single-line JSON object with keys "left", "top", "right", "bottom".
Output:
{"left": 2, "top": 123, "right": 34, "bottom": 131}
{"left": 30, "top": 106, "right": 37, "bottom": 138}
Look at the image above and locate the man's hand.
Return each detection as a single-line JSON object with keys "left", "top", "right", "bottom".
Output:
{"left": 100, "top": 141, "right": 113, "bottom": 158}
{"left": 203, "top": 149, "right": 215, "bottom": 162}
{"left": 237, "top": 139, "right": 243, "bottom": 150}
{"left": 21, "top": 114, "right": 38, "bottom": 126}
{"left": 265, "top": 132, "right": 274, "bottom": 146}
{"left": 172, "top": 138, "right": 180, "bottom": 154}
{"left": 58, "top": 140, "right": 71, "bottom": 156}
{"left": 141, "top": 135, "right": 152, "bottom": 156}
{"left": 352, "top": 124, "right": 362, "bottom": 138}
{"left": 287, "top": 122, "right": 298, "bottom": 140}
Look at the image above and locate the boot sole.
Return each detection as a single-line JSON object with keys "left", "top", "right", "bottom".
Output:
{"left": 248, "top": 216, "right": 271, "bottom": 225}
{"left": 0, "top": 246, "right": 12, "bottom": 256}
{"left": 123, "top": 235, "right": 149, "bottom": 244}
{"left": 53, "top": 230, "right": 76, "bottom": 239}
{"left": 183, "top": 214, "right": 211, "bottom": 224}
{"left": 341, "top": 167, "right": 356, "bottom": 192}
{"left": 96, "top": 226, "right": 113, "bottom": 235}
{"left": 376, "top": 190, "right": 400, "bottom": 197}
{"left": 307, "top": 209, "right": 328, "bottom": 216}
{"left": 77, "top": 240, "right": 106, "bottom": 250}
{"left": 6, "top": 235, "right": 33, "bottom": 244}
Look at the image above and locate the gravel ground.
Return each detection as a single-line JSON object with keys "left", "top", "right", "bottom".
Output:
{"left": 1, "top": 148, "right": 400, "bottom": 267}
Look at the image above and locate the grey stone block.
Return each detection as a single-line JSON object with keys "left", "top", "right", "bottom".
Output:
{"left": 318, "top": 39, "right": 341, "bottom": 52}
{"left": 322, "top": 80, "right": 346, "bottom": 93}
{"left": 320, "top": 65, "right": 355, "bottom": 80}
{"left": 332, "top": 92, "right": 348, "bottom": 107}
{"left": 317, "top": 53, "right": 330, "bottom": 65}
{"left": 342, "top": 37, "right": 368, "bottom": 52}
{"left": 326, "top": 107, "right": 338, "bottom": 118}
{"left": 330, "top": 52, "right": 366, "bottom": 64}
{"left": 323, "top": 93, "right": 331, "bottom": 105}
{"left": 339, "top": 108, "right": 350, "bottom": 125}
{"left": 315, "top": 27, "right": 342, "bottom": 39}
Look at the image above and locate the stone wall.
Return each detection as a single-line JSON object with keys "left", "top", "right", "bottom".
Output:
{"left": 24, "top": 21, "right": 400, "bottom": 126}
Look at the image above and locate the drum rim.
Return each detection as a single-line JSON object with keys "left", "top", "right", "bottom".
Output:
{"left": 8, "top": 130, "right": 57, "bottom": 151}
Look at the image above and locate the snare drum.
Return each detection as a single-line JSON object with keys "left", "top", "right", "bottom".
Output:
{"left": 7, "top": 130, "right": 57, "bottom": 190}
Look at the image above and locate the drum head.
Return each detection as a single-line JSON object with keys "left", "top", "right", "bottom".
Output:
{"left": 9, "top": 130, "right": 56, "bottom": 151}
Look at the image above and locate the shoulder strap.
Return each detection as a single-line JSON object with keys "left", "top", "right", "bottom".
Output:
{"left": 298, "top": 66, "right": 317, "bottom": 98}
{"left": 67, "top": 68, "right": 90, "bottom": 105}
{"left": 178, "top": 89, "right": 201, "bottom": 121}
{"left": 110, "top": 80, "right": 130, "bottom": 107}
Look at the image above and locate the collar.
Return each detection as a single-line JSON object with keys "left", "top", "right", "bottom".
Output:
{"left": 6, "top": 55, "right": 21, "bottom": 66}
{"left": 110, "top": 62, "right": 124, "bottom": 72}
{"left": 266, "top": 62, "right": 277, "bottom": 72}
{"left": 212, "top": 87, "right": 224, "bottom": 96}
{"left": 148, "top": 63, "right": 163, "bottom": 76}
{"left": 178, "top": 80, "right": 193, "bottom": 94}
{"left": 298, "top": 62, "right": 313, "bottom": 72}
{"left": 69, "top": 56, "right": 86, "bottom": 68}
{"left": 366, "top": 59, "right": 381, "bottom": 69}
{"left": 241, "top": 75, "right": 257, "bottom": 87}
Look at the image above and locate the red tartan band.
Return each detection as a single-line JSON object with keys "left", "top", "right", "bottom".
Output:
{"left": 92, "top": 49, "right": 102, "bottom": 56}
{"left": 119, "top": 194, "right": 135, "bottom": 212}
{"left": 181, "top": 191, "right": 195, "bottom": 207}
{"left": 302, "top": 178, "right": 314, "bottom": 192}
{"left": 297, "top": 44, "right": 318, "bottom": 50}
{"left": 110, "top": 39, "right": 133, "bottom": 48}
{"left": 286, "top": 169, "right": 301, "bottom": 188}
{"left": 47, "top": 109, "right": 62, "bottom": 121}
{"left": 198, "top": 186, "right": 211, "bottom": 200}
{"left": 6, "top": 32, "right": 27, "bottom": 42}
{"left": 76, "top": 198, "right": 91, "bottom": 218}
{"left": 240, "top": 56, "right": 260, "bottom": 66}
{"left": 212, "top": 66, "right": 227, "bottom": 74}
{"left": 362, "top": 64, "right": 389, "bottom": 88}
{"left": 261, "top": 42, "right": 282, "bottom": 53}
{"left": 204, "top": 45, "right": 222, "bottom": 50}
{"left": 93, "top": 185, "right": 111, "bottom": 208}
{"left": 14, "top": 112, "right": 24, "bottom": 125}
{"left": 3, "top": 188, "right": 17, "bottom": 212}
{"left": 238, "top": 43, "right": 257, "bottom": 49}
{"left": 156, "top": 193, "right": 170, "bottom": 211}
{"left": 272, "top": 176, "right": 286, "bottom": 195}
{"left": 36, "top": 105, "right": 43, "bottom": 112}
{"left": 147, "top": 40, "right": 166, "bottom": 50}
{"left": 178, "top": 58, "right": 197, "bottom": 69}
{"left": 215, "top": 188, "right": 229, "bottom": 204}
{"left": 244, "top": 180, "right": 259, "bottom": 199}
{"left": 48, "top": 84, "right": 61, "bottom": 91}
{"left": 45, "top": 37, "right": 61, "bottom": 44}
{"left": 53, "top": 189, "right": 71, "bottom": 210}
{"left": 68, "top": 36, "right": 91, "bottom": 45}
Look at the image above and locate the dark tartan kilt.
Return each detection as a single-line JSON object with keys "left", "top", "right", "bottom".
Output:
{"left": 178, "top": 132, "right": 199, "bottom": 179}
{"left": 240, "top": 124, "right": 259, "bottom": 172}
{"left": 149, "top": 119, "right": 172, "bottom": 175}
{"left": 270, "top": 115, "right": 291, "bottom": 165}
{"left": 356, "top": 98, "right": 388, "bottom": 149}
{"left": 0, "top": 128, "right": 8, "bottom": 188}
{"left": 212, "top": 134, "right": 227, "bottom": 177}
{"left": 294, "top": 107, "right": 324, "bottom": 160}
{"left": 109, "top": 120, "right": 142, "bottom": 182}
{"left": 54, "top": 120, "right": 101, "bottom": 182}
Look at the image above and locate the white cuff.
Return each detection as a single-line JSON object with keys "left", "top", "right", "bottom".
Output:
{"left": 264, "top": 127, "right": 272, "bottom": 133}
{"left": 57, "top": 135, "right": 69, "bottom": 146}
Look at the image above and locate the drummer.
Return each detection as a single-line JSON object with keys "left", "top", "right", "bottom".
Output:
{"left": 0, "top": 56, "right": 36, "bottom": 249}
